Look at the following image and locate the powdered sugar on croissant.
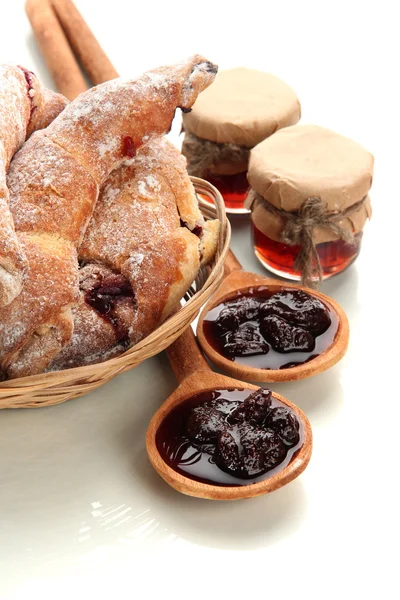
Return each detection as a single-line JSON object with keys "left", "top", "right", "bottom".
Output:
{"left": 0, "top": 233, "right": 78, "bottom": 380}
{"left": 81, "top": 136, "right": 219, "bottom": 335}
{"left": 1, "top": 56, "right": 217, "bottom": 378}
{"left": 44, "top": 55, "right": 217, "bottom": 183}
{"left": 50, "top": 138, "right": 219, "bottom": 369}
{"left": 0, "top": 65, "right": 66, "bottom": 307}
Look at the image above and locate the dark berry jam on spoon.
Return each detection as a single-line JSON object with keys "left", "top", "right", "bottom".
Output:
{"left": 147, "top": 322, "right": 312, "bottom": 500}
{"left": 156, "top": 388, "right": 303, "bottom": 487}
{"left": 202, "top": 288, "right": 338, "bottom": 371}
{"left": 197, "top": 250, "right": 349, "bottom": 384}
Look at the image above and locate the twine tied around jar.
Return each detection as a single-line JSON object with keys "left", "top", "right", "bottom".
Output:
{"left": 246, "top": 189, "right": 367, "bottom": 288}
{"left": 181, "top": 131, "right": 251, "bottom": 177}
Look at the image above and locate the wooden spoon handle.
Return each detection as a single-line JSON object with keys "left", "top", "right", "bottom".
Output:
{"left": 224, "top": 249, "right": 243, "bottom": 276}
{"left": 51, "top": 0, "right": 119, "bottom": 84}
{"left": 166, "top": 326, "right": 211, "bottom": 384}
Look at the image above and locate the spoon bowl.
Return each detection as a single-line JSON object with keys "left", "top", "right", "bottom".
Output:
{"left": 146, "top": 327, "right": 312, "bottom": 500}
{"left": 197, "top": 251, "right": 349, "bottom": 383}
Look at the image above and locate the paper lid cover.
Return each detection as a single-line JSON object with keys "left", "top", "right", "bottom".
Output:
{"left": 248, "top": 124, "right": 374, "bottom": 211}
{"left": 182, "top": 68, "right": 301, "bottom": 147}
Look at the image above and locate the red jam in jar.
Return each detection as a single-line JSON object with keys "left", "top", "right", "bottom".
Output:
{"left": 204, "top": 171, "right": 250, "bottom": 211}
{"left": 252, "top": 222, "right": 363, "bottom": 281}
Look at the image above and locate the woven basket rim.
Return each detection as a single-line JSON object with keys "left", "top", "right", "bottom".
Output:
{"left": 0, "top": 177, "right": 230, "bottom": 401}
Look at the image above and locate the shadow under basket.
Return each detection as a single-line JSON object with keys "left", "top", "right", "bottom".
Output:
{"left": 0, "top": 177, "right": 230, "bottom": 409}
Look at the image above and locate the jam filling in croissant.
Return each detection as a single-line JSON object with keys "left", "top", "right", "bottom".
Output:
{"left": 83, "top": 268, "right": 135, "bottom": 347}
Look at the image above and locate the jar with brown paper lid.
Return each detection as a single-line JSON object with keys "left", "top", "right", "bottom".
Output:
{"left": 181, "top": 68, "right": 301, "bottom": 214}
{"left": 245, "top": 124, "right": 374, "bottom": 287}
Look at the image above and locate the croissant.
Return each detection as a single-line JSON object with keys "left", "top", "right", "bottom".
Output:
{"left": 0, "top": 56, "right": 217, "bottom": 379}
{"left": 0, "top": 64, "right": 67, "bottom": 307}
{"left": 50, "top": 138, "right": 219, "bottom": 369}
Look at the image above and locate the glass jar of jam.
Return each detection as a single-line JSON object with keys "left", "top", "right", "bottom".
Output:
{"left": 181, "top": 68, "right": 301, "bottom": 214}
{"left": 246, "top": 125, "right": 374, "bottom": 286}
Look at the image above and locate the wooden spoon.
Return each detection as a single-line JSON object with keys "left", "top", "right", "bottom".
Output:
{"left": 146, "top": 326, "right": 312, "bottom": 500}
{"left": 197, "top": 250, "right": 349, "bottom": 383}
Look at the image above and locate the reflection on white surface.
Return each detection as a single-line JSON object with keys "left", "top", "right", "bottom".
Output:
{"left": 141, "top": 469, "right": 309, "bottom": 550}
{"left": 0, "top": 347, "right": 308, "bottom": 598}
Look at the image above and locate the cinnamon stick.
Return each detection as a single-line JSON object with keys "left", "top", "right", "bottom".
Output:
{"left": 51, "top": 0, "right": 119, "bottom": 84}
{"left": 25, "top": 0, "right": 88, "bottom": 100}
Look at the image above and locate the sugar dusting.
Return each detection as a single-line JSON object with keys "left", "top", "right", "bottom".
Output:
{"left": 54, "top": 137, "right": 210, "bottom": 367}
{"left": 44, "top": 56, "right": 217, "bottom": 184}
{"left": 0, "top": 65, "right": 33, "bottom": 305}
{"left": 0, "top": 233, "right": 78, "bottom": 377}
{"left": 1, "top": 58, "right": 218, "bottom": 374}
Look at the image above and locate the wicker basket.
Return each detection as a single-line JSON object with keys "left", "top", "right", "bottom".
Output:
{"left": 0, "top": 177, "right": 230, "bottom": 409}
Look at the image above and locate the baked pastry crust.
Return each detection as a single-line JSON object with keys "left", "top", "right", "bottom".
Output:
{"left": 0, "top": 232, "right": 78, "bottom": 379}
{"left": 0, "top": 65, "right": 68, "bottom": 307}
{"left": 51, "top": 138, "right": 219, "bottom": 369}
{"left": 27, "top": 86, "right": 68, "bottom": 137}
{"left": 1, "top": 56, "right": 217, "bottom": 378}
{"left": 9, "top": 132, "right": 99, "bottom": 245}
{"left": 45, "top": 55, "right": 218, "bottom": 183}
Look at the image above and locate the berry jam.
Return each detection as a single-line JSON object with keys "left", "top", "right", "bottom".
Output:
{"left": 203, "top": 288, "right": 338, "bottom": 370}
{"left": 84, "top": 272, "right": 135, "bottom": 345}
{"left": 123, "top": 135, "right": 136, "bottom": 158}
{"left": 203, "top": 171, "right": 250, "bottom": 211}
{"left": 252, "top": 223, "right": 363, "bottom": 281}
{"left": 156, "top": 388, "right": 303, "bottom": 487}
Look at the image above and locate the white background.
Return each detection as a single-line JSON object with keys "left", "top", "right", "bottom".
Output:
{"left": 1, "top": 1, "right": 399, "bottom": 598}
